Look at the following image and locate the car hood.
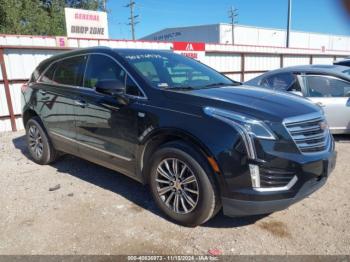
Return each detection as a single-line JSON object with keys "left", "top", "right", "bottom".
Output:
{"left": 165, "top": 85, "right": 322, "bottom": 122}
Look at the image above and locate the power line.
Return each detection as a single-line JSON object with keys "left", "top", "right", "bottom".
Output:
{"left": 228, "top": 6, "right": 238, "bottom": 45}
{"left": 125, "top": 0, "right": 139, "bottom": 40}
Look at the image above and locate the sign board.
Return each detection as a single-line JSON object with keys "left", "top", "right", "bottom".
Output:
{"left": 173, "top": 42, "right": 205, "bottom": 60}
{"left": 64, "top": 8, "right": 109, "bottom": 39}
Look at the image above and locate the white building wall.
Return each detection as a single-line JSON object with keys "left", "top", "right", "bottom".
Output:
{"left": 142, "top": 24, "right": 350, "bottom": 52}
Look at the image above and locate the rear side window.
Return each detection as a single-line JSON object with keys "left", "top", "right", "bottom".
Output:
{"left": 260, "top": 73, "right": 300, "bottom": 92}
{"left": 40, "top": 62, "right": 57, "bottom": 84}
{"left": 303, "top": 75, "right": 350, "bottom": 97}
{"left": 53, "top": 56, "right": 87, "bottom": 86}
{"left": 84, "top": 54, "right": 126, "bottom": 89}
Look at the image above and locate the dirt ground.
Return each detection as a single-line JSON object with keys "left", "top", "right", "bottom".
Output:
{"left": 0, "top": 131, "right": 349, "bottom": 255}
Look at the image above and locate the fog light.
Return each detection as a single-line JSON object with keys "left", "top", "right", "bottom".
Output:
{"left": 249, "top": 164, "right": 260, "bottom": 188}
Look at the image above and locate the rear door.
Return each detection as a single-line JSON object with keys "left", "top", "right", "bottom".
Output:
{"left": 300, "top": 74, "right": 350, "bottom": 133}
{"left": 37, "top": 55, "right": 87, "bottom": 154}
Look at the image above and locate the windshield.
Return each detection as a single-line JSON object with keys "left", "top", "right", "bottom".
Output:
{"left": 118, "top": 50, "right": 239, "bottom": 90}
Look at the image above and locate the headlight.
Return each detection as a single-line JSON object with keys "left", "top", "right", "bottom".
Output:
{"left": 204, "top": 107, "right": 276, "bottom": 140}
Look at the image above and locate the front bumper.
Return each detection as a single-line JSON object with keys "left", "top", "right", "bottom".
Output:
{"left": 221, "top": 149, "right": 337, "bottom": 217}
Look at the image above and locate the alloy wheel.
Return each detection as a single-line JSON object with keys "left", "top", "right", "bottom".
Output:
{"left": 156, "top": 158, "right": 199, "bottom": 214}
{"left": 28, "top": 125, "right": 43, "bottom": 159}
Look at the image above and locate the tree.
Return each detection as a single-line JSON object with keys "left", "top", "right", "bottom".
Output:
{"left": 0, "top": 0, "right": 107, "bottom": 36}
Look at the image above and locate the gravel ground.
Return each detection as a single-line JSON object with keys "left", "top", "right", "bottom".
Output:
{"left": 0, "top": 131, "right": 349, "bottom": 255}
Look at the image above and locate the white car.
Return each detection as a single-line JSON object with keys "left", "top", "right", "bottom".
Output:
{"left": 245, "top": 65, "right": 350, "bottom": 134}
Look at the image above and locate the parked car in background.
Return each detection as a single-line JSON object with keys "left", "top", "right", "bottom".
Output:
{"left": 22, "top": 48, "right": 336, "bottom": 226}
{"left": 334, "top": 58, "right": 350, "bottom": 67}
{"left": 245, "top": 65, "right": 350, "bottom": 134}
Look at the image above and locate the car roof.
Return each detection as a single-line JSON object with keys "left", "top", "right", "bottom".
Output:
{"left": 39, "top": 47, "right": 173, "bottom": 68}
{"left": 246, "top": 64, "right": 350, "bottom": 85}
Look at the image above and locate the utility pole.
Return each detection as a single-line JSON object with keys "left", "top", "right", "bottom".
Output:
{"left": 228, "top": 6, "right": 238, "bottom": 45}
{"left": 286, "top": 0, "right": 292, "bottom": 48}
{"left": 102, "top": 0, "right": 107, "bottom": 12}
{"left": 125, "top": 0, "right": 139, "bottom": 40}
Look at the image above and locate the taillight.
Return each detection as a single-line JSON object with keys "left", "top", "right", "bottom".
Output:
{"left": 21, "top": 83, "right": 29, "bottom": 92}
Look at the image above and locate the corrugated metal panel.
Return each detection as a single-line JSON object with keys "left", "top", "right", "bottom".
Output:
{"left": 202, "top": 53, "right": 241, "bottom": 72}
{"left": 245, "top": 54, "right": 280, "bottom": 71}
{"left": 0, "top": 35, "right": 56, "bottom": 47}
{"left": 0, "top": 84, "right": 10, "bottom": 117}
{"left": 312, "top": 56, "right": 335, "bottom": 65}
{"left": 244, "top": 73, "right": 265, "bottom": 81}
{"left": 9, "top": 83, "right": 22, "bottom": 115}
{"left": 4, "top": 49, "right": 60, "bottom": 80}
{"left": 224, "top": 73, "right": 241, "bottom": 82}
{"left": 283, "top": 56, "right": 310, "bottom": 67}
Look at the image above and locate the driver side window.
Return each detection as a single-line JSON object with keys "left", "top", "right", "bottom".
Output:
{"left": 84, "top": 54, "right": 125, "bottom": 89}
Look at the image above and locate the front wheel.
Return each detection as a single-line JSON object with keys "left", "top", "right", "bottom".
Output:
{"left": 149, "top": 141, "right": 221, "bottom": 226}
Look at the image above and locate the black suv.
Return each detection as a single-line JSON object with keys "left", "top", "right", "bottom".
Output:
{"left": 22, "top": 47, "right": 336, "bottom": 226}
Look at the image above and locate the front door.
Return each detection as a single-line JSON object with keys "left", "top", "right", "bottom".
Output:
{"left": 301, "top": 74, "right": 350, "bottom": 133}
{"left": 74, "top": 54, "right": 143, "bottom": 177}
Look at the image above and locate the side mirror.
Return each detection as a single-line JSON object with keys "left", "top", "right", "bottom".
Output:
{"left": 290, "top": 90, "right": 304, "bottom": 97}
{"left": 95, "top": 79, "right": 125, "bottom": 97}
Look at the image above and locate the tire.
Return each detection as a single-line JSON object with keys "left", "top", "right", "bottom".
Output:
{"left": 149, "top": 141, "right": 221, "bottom": 226}
{"left": 25, "top": 116, "right": 57, "bottom": 165}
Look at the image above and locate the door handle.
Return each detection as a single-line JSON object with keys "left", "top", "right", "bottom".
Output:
{"left": 39, "top": 90, "right": 47, "bottom": 95}
{"left": 74, "top": 100, "right": 87, "bottom": 107}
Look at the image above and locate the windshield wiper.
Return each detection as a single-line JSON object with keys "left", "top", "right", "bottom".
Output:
{"left": 204, "top": 82, "right": 240, "bottom": 88}
{"left": 167, "top": 86, "right": 195, "bottom": 90}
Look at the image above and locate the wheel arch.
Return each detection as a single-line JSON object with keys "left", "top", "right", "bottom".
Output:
{"left": 22, "top": 108, "right": 39, "bottom": 128}
{"left": 139, "top": 128, "right": 220, "bottom": 184}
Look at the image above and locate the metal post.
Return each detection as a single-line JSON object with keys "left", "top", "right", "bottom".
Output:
{"left": 286, "top": 0, "right": 292, "bottom": 48}
{"left": 280, "top": 54, "right": 284, "bottom": 68}
{"left": 0, "top": 48, "right": 17, "bottom": 131}
{"left": 240, "top": 53, "right": 245, "bottom": 82}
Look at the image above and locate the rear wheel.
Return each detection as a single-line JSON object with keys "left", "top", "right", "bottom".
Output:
{"left": 25, "top": 117, "right": 57, "bottom": 165}
{"left": 149, "top": 141, "right": 221, "bottom": 226}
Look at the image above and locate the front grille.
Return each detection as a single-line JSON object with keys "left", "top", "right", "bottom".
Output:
{"left": 284, "top": 114, "right": 330, "bottom": 154}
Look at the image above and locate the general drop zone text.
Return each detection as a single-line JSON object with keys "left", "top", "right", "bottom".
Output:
{"left": 71, "top": 26, "right": 105, "bottom": 35}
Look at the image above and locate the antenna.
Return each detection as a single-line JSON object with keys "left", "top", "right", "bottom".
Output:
{"left": 228, "top": 6, "right": 239, "bottom": 45}
{"left": 125, "top": 0, "right": 139, "bottom": 40}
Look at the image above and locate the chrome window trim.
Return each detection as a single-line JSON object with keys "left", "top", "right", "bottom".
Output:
{"left": 50, "top": 131, "right": 132, "bottom": 162}
{"left": 37, "top": 52, "right": 148, "bottom": 100}
{"left": 254, "top": 175, "right": 298, "bottom": 192}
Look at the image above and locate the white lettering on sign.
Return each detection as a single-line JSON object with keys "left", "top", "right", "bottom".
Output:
{"left": 185, "top": 43, "right": 194, "bottom": 51}
{"left": 65, "top": 8, "right": 109, "bottom": 39}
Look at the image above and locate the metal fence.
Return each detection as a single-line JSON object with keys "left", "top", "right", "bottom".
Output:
{"left": 0, "top": 34, "right": 349, "bottom": 132}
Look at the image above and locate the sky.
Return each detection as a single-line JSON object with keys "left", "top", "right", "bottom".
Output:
{"left": 106, "top": 0, "right": 350, "bottom": 40}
